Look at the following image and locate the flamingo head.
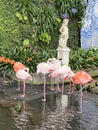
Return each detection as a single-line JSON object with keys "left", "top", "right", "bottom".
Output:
{"left": 23, "top": 67, "right": 29, "bottom": 72}
{"left": 28, "top": 75, "right": 33, "bottom": 81}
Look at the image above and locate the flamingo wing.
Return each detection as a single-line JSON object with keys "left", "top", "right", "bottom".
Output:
{"left": 72, "top": 71, "right": 94, "bottom": 84}
{"left": 13, "top": 62, "right": 26, "bottom": 72}
{"left": 37, "top": 62, "right": 54, "bottom": 74}
{"left": 16, "top": 70, "right": 32, "bottom": 81}
{"left": 47, "top": 58, "right": 61, "bottom": 70}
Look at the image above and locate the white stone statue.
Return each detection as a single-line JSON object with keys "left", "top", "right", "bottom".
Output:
{"left": 58, "top": 19, "right": 69, "bottom": 48}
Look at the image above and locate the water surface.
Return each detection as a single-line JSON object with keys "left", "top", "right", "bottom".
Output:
{"left": 0, "top": 91, "right": 98, "bottom": 130}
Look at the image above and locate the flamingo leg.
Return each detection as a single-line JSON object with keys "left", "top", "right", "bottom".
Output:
{"left": 62, "top": 78, "right": 64, "bottom": 95}
{"left": 50, "top": 77, "right": 55, "bottom": 91}
{"left": 71, "top": 83, "right": 75, "bottom": 94}
{"left": 21, "top": 81, "right": 26, "bottom": 97}
{"left": 42, "top": 74, "right": 46, "bottom": 101}
{"left": 42, "top": 101, "right": 46, "bottom": 114}
{"left": 80, "top": 85, "right": 83, "bottom": 113}
{"left": 67, "top": 81, "right": 72, "bottom": 94}
{"left": 22, "top": 100, "right": 26, "bottom": 110}
{"left": 56, "top": 77, "right": 61, "bottom": 92}
{"left": 16, "top": 79, "right": 21, "bottom": 90}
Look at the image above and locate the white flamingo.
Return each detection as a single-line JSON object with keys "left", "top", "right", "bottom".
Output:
{"left": 49, "top": 65, "right": 74, "bottom": 94}
{"left": 36, "top": 62, "right": 55, "bottom": 101}
{"left": 16, "top": 68, "right": 32, "bottom": 97}
{"left": 47, "top": 58, "right": 61, "bottom": 90}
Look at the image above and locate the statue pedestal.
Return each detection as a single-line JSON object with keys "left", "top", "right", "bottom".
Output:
{"left": 57, "top": 47, "right": 70, "bottom": 65}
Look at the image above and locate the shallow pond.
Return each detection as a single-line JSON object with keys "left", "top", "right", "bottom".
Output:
{"left": 0, "top": 91, "right": 98, "bottom": 130}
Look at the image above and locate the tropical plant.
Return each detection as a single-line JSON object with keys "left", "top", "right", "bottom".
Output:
{"left": 0, "top": 45, "right": 57, "bottom": 78}
{"left": 14, "top": 0, "right": 60, "bottom": 49}
{"left": 55, "top": 0, "right": 87, "bottom": 20}
{"left": 69, "top": 48, "right": 98, "bottom": 71}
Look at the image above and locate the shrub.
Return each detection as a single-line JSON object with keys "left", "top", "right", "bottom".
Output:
{"left": 69, "top": 48, "right": 98, "bottom": 70}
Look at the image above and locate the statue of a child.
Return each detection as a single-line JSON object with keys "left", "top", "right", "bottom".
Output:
{"left": 58, "top": 19, "right": 69, "bottom": 48}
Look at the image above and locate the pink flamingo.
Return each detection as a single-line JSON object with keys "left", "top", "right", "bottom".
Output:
{"left": 47, "top": 58, "right": 61, "bottom": 70}
{"left": 13, "top": 62, "right": 29, "bottom": 72}
{"left": 47, "top": 58, "right": 61, "bottom": 90}
{"left": 49, "top": 65, "right": 74, "bottom": 94}
{"left": 36, "top": 62, "right": 55, "bottom": 101}
{"left": 13, "top": 62, "right": 29, "bottom": 90}
{"left": 16, "top": 68, "right": 33, "bottom": 97}
{"left": 70, "top": 71, "right": 96, "bottom": 113}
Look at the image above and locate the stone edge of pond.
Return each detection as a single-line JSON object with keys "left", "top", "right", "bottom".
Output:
{"left": 1, "top": 67, "right": 98, "bottom": 85}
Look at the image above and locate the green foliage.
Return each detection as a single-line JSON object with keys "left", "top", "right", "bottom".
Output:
{"left": 68, "top": 19, "right": 80, "bottom": 49}
{"left": 12, "top": 101, "right": 22, "bottom": 112}
{"left": 23, "top": 39, "right": 30, "bottom": 47}
{"left": 69, "top": 48, "right": 98, "bottom": 71}
{"left": 14, "top": 0, "right": 60, "bottom": 49}
{"left": 1, "top": 45, "right": 98, "bottom": 78}
{"left": 0, "top": 0, "right": 87, "bottom": 50}
{"left": 39, "top": 32, "right": 51, "bottom": 44}
{"left": 0, "top": 0, "right": 20, "bottom": 46}
{"left": 16, "top": 0, "right": 84, "bottom": 49}
{"left": 0, "top": 45, "right": 57, "bottom": 77}
{"left": 55, "top": 0, "right": 86, "bottom": 20}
